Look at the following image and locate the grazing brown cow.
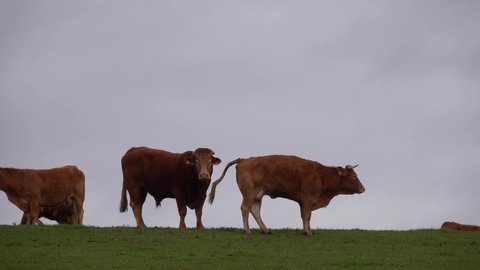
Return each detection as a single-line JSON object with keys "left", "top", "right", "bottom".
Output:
{"left": 209, "top": 155, "right": 365, "bottom": 235}
{"left": 0, "top": 166, "right": 85, "bottom": 225}
{"left": 119, "top": 147, "right": 221, "bottom": 229}
{"left": 20, "top": 196, "right": 76, "bottom": 224}
{"left": 441, "top": 221, "right": 480, "bottom": 231}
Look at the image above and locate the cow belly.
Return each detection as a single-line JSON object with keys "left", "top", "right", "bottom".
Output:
{"left": 308, "top": 195, "right": 334, "bottom": 210}
{"left": 41, "top": 191, "right": 72, "bottom": 202}
{"left": 150, "top": 192, "right": 174, "bottom": 207}
{"left": 146, "top": 179, "right": 174, "bottom": 199}
{"left": 263, "top": 186, "right": 296, "bottom": 201}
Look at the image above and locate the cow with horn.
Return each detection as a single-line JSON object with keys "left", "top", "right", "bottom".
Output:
{"left": 209, "top": 155, "right": 365, "bottom": 235}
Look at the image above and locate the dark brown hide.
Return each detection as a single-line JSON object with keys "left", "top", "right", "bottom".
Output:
{"left": 442, "top": 221, "right": 480, "bottom": 231}
{"left": 20, "top": 196, "right": 76, "bottom": 224}
{"left": 0, "top": 166, "right": 85, "bottom": 225}
{"left": 209, "top": 155, "right": 365, "bottom": 235}
{"left": 119, "top": 147, "right": 221, "bottom": 229}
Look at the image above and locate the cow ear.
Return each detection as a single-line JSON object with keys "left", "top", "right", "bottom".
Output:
{"left": 184, "top": 155, "right": 196, "bottom": 166}
{"left": 212, "top": 157, "right": 221, "bottom": 165}
{"left": 337, "top": 168, "right": 347, "bottom": 176}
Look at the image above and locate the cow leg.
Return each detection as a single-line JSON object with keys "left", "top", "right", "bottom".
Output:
{"left": 21, "top": 213, "right": 28, "bottom": 225}
{"left": 250, "top": 198, "right": 270, "bottom": 234}
{"left": 131, "top": 201, "right": 146, "bottom": 229}
{"left": 195, "top": 207, "right": 204, "bottom": 229}
{"left": 69, "top": 197, "right": 83, "bottom": 225}
{"left": 129, "top": 189, "right": 148, "bottom": 229}
{"left": 24, "top": 213, "right": 33, "bottom": 224}
{"left": 300, "top": 205, "right": 313, "bottom": 236}
{"left": 73, "top": 197, "right": 84, "bottom": 225}
{"left": 240, "top": 195, "right": 255, "bottom": 234}
{"left": 28, "top": 201, "right": 42, "bottom": 225}
{"left": 176, "top": 200, "right": 188, "bottom": 231}
{"left": 22, "top": 212, "right": 35, "bottom": 225}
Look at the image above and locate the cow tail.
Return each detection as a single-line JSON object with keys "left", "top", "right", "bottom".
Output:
{"left": 119, "top": 183, "right": 128, "bottom": 213}
{"left": 208, "top": 158, "right": 242, "bottom": 204}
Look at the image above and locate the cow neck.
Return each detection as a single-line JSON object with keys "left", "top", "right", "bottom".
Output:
{"left": 332, "top": 174, "right": 354, "bottom": 196}
{"left": 322, "top": 167, "right": 348, "bottom": 197}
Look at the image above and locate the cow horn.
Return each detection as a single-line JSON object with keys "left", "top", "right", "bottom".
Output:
{"left": 346, "top": 164, "right": 359, "bottom": 169}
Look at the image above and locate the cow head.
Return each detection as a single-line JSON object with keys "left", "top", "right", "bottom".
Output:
{"left": 337, "top": 164, "right": 365, "bottom": 194}
{"left": 184, "top": 148, "right": 221, "bottom": 182}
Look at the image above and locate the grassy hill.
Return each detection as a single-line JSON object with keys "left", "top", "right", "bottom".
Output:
{"left": 1, "top": 225, "right": 479, "bottom": 269}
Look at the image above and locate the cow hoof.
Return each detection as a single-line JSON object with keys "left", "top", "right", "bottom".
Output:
{"left": 304, "top": 231, "right": 314, "bottom": 236}
{"left": 261, "top": 230, "right": 272, "bottom": 234}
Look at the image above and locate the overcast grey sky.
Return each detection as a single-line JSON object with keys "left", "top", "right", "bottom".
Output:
{"left": 1, "top": 1, "right": 479, "bottom": 230}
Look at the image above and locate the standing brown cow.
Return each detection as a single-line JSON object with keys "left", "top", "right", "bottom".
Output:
{"left": 119, "top": 147, "right": 221, "bottom": 229}
{"left": 0, "top": 166, "right": 85, "bottom": 225}
{"left": 209, "top": 155, "right": 365, "bottom": 235}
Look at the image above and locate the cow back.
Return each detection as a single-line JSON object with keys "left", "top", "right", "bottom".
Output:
{"left": 0, "top": 166, "right": 84, "bottom": 205}
{"left": 121, "top": 147, "right": 197, "bottom": 200}
{"left": 236, "top": 155, "right": 321, "bottom": 200}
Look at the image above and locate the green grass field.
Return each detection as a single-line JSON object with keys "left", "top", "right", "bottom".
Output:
{"left": 1, "top": 225, "right": 479, "bottom": 269}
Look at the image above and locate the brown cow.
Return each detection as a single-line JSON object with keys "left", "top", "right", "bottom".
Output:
{"left": 20, "top": 196, "right": 77, "bottom": 224}
{"left": 0, "top": 166, "right": 85, "bottom": 225}
{"left": 209, "top": 155, "right": 365, "bottom": 235}
{"left": 441, "top": 221, "right": 480, "bottom": 231}
{"left": 119, "top": 147, "right": 221, "bottom": 229}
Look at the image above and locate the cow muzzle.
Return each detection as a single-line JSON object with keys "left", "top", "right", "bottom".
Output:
{"left": 198, "top": 172, "right": 211, "bottom": 181}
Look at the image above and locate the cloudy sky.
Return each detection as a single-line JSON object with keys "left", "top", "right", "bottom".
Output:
{"left": 1, "top": 1, "right": 479, "bottom": 230}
